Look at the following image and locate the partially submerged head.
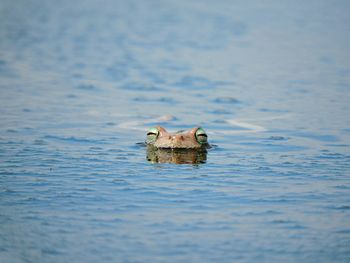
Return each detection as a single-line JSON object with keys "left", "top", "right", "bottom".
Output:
{"left": 146, "top": 126, "right": 209, "bottom": 149}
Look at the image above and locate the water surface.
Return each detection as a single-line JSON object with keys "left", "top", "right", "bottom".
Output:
{"left": 1, "top": 0, "right": 350, "bottom": 262}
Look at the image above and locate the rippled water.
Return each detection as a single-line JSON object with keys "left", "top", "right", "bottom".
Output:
{"left": 1, "top": 0, "right": 350, "bottom": 262}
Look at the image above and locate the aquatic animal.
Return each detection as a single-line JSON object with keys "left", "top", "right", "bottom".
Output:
{"left": 146, "top": 126, "right": 209, "bottom": 149}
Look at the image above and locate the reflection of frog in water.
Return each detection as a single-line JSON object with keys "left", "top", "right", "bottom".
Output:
{"left": 145, "top": 126, "right": 209, "bottom": 164}
{"left": 147, "top": 147, "right": 207, "bottom": 164}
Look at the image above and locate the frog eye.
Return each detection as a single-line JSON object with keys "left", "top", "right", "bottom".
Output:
{"left": 195, "top": 127, "right": 208, "bottom": 144}
{"left": 146, "top": 127, "right": 159, "bottom": 143}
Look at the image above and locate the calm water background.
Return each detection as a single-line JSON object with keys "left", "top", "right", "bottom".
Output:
{"left": 1, "top": 0, "right": 350, "bottom": 262}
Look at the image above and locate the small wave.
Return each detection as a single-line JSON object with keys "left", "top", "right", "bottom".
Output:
{"left": 43, "top": 135, "right": 105, "bottom": 144}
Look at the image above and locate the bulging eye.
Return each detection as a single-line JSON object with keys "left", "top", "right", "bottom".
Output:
{"left": 146, "top": 127, "right": 159, "bottom": 143}
{"left": 195, "top": 127, "right": 208, "bottom": 144}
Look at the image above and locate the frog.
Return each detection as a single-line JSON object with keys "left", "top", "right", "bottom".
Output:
{"left": 145, "top": 126, "right": 209, "bottom": 149}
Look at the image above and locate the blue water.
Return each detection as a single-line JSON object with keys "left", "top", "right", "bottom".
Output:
{"left": 1, "top": 0, "right": 350, "bottom": 262}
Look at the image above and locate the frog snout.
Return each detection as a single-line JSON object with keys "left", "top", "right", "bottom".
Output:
{"left": 170, "top": 135, "right": 185, "bottom": 142}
